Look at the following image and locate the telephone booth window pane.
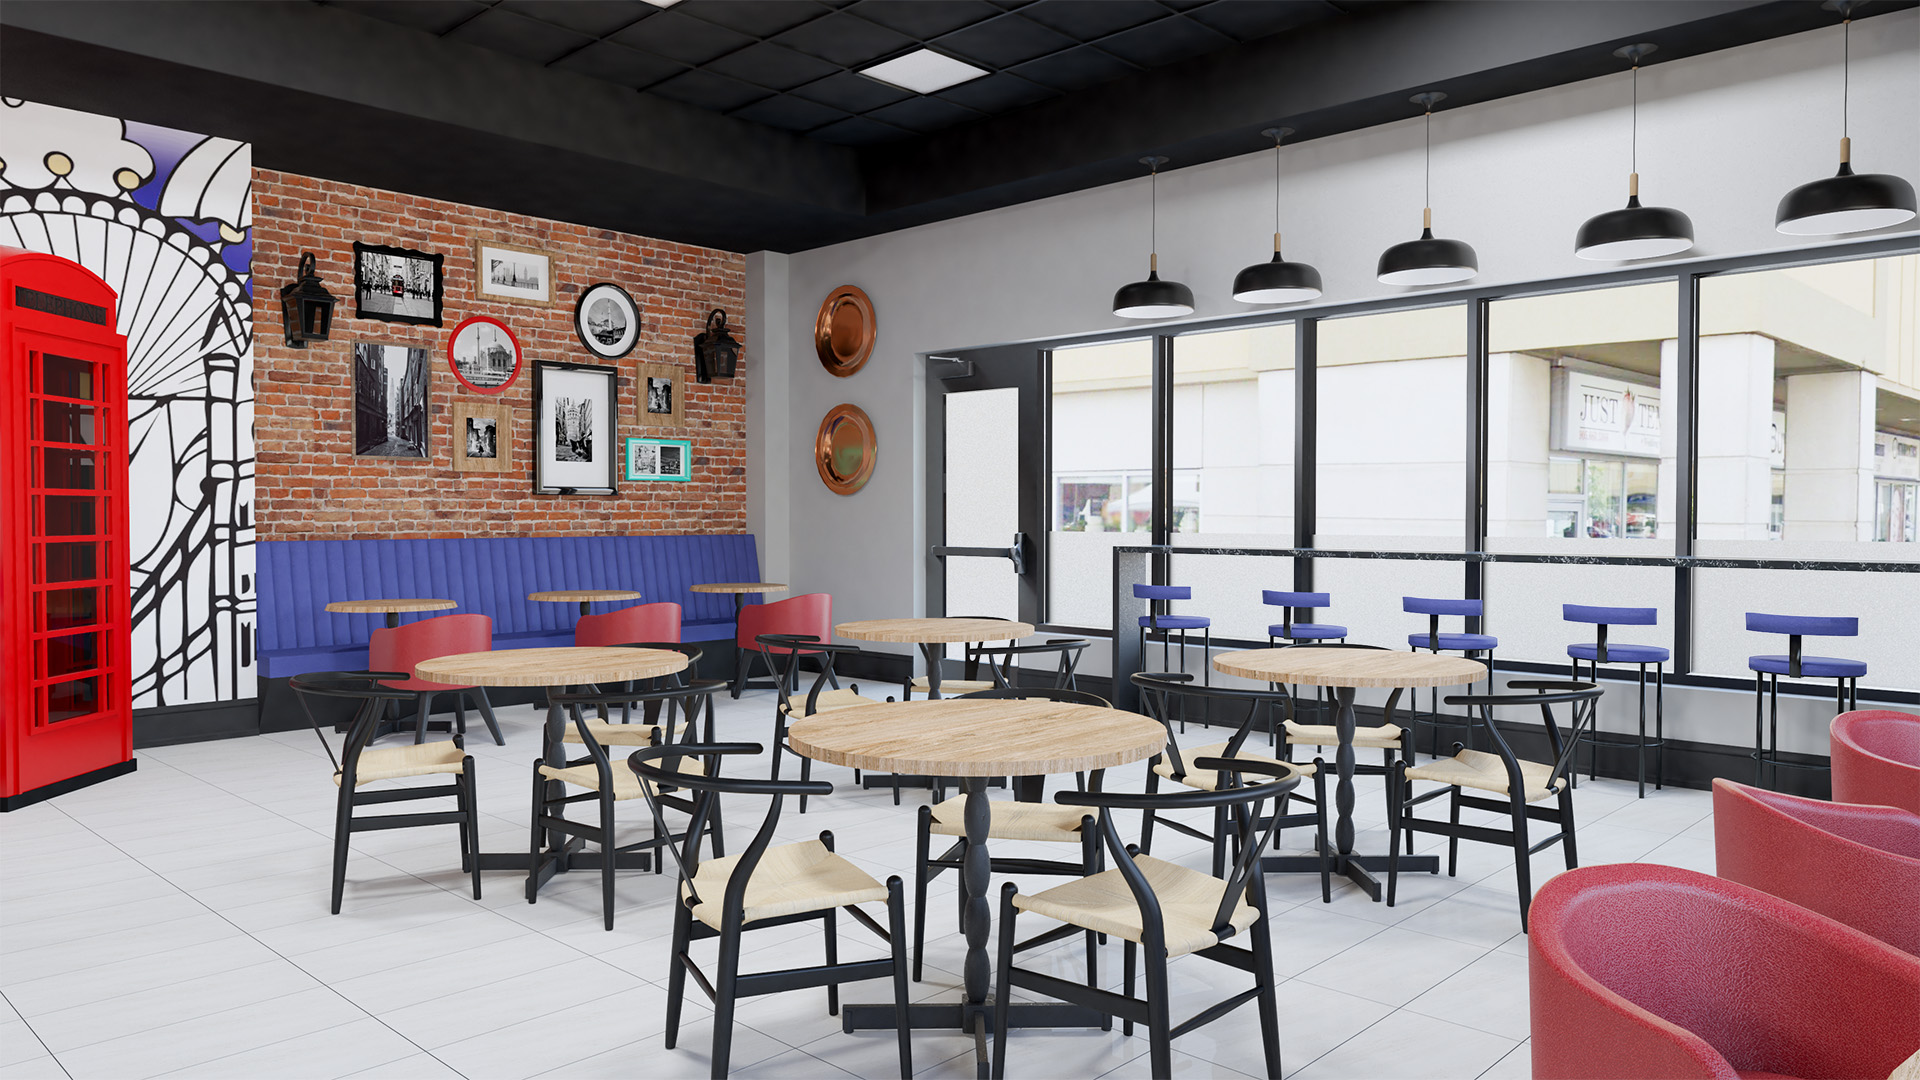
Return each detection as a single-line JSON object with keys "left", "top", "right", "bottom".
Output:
{"left": 41, "top": 495, "right": 96, "bottom": 535}
{"left": 41, "top": 587, "right": 99, "bottom": 632}
{"left": 42, "top": 448, "right": 97, "bottom": 489}
{"left": 43, "top": 631, "right": 99, "bottom": 678}
{"left": 48, "top": 678, "right": 101, "bottom": 723}
{"left": 41, "top": 542, "right": 98, "bottom": 582}
{"left": 40, "top": 400, "right": 97, "bottom": 445}
{"left": 40, "top": 354, "right": 94, "bottom": 400}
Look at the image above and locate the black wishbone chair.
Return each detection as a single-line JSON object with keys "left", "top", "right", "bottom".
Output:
{"left": 564, "top": 643, "right": 714, "bottom": 753}
{"left": 1387, "top": 680, "right": 1603, "bottom": 931}
{"left": 1132, "top": 673, "right": 1331, "bottom": 899}
{"left": 291, "top": 671, "right": 479, "bottom": 914}
{"left": 912, "top": 686, "right": 1113, "bottom": 982}
{"left": 530, "top": 682, "right": 727, "bottom": 930}
{"left": 991, "top": 759, "right": 1301, "bottom": 1080}
{"left": 759, "top": 634, "right": 894, "bottom": 811}
{"left": 1271, "top": 642, "right": 1415, "bottom": 820}
{"left": 630, "top": 744, "right": 913, "bottom": 1080}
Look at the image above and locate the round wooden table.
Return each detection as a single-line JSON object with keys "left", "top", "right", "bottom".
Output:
{"left": 789, "top": 698, "right": 1164, "bottom": 1070}
{"left": 1214, "top": 648, "right": 1486, "bottom": 900}
{"left": 415, "top": 646, "right": 689, "bottom": 887}
{"left": 527, "top": 589, "right": 641, "bottom": 618}
{"left": 835, "top": 617, "right": 1034, "bottom": 699}
{"left": 325, "top": 597, "right": 454, "bottom": 629}
{"left": 690, "top": 581, "right": 788, "bottom": 613}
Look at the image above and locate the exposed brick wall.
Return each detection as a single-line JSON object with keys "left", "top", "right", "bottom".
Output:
{"left": 251, "top": 170, "right": 747, "bottom": 539}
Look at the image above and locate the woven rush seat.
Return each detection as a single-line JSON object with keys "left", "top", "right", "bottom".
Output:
{"left": 800, "top": 688, "right": 888, "bottom": 713}
{"left": 1154, "top": 741, "right": 1313, "bottom": 792}
{"left": 539, "top": 754, "right": 704, "bottom": 800}
{"left": 683, "top": 838, "right": 889, "bottom": 929}
{"left": 336, "top": 740, "right": 465, "bottom": 787}
{"left": 1284, "top": 719, "right": 1404, "bottom": 750}
{"left": 563, "top": 718, "right": 689, "bottom": 747}
{"left": 909, "top": 676, "right": 996, "bottom": 693}
{"left": 1406, "top": 748, "right": 1563, "bottom": 802}
{"left": 1013, "top": 854, "right": 1257, "bottom": 958}
{"left": 929, "top": 798, "right": 1089, "bottom": 843}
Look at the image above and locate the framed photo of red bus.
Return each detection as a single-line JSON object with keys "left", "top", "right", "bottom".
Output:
{"left": 532, "top": 360, "right": 617, "bottom": 496}
{"left": 447, "top": 315, "right": 521, "bottom": 394}
{"left": 353, "top": 242, "right": 443, "bottom": 327}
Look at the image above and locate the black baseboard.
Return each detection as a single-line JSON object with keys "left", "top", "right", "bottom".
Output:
{"left": 1, "top": 759, "right": 138, "bottom": 811}
{"left": 133, "top": 699, "right": 260, "bottom": 748}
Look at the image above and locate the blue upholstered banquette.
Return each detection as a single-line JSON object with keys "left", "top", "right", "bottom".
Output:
{"left": 257, "top": 535, "right": 762, "bottom": 678}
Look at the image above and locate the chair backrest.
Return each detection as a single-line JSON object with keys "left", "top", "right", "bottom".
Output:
{"left": 738, "top": 593, "right": 831, "bottom": 650}
{"left": 1712, "top": 779, "right": 1920, "bottom": 956}
{"left": 1745, "top": 612, "right": 1859, "bottom": 637}
{"left": 1133, "top": 584, "right": 1191, "bottom": 601}
{"left": 288, "top": 669, "right": 421, "bottom": 779}
{"left": 1056, "top": 758, "right": 1301, "bottom": 954}
{"left": 1272, "top": 642, "right": 1405, "bottom": 723}
{"left": 1831, "top": 710, "right": 1920, "bottom": 816}
{"left": 957, "top": 686, "right": 1110, "bottom": 708}
{"left": 575, "top": 602, "right": 682, "bottom": 646}
{"left": 1528, "top": 863, "right": 1920, "bottom": 1080}
{"left": 1562, "top": 604, "right": 1657, "bottom": 626}
{"left": 548, "top": 681, "right": 723, "bottom": 783}
{"left": 1403, "top": 596, "right": 1481, "bottom": 617}
{"left": 1263, "top": 590, "right": 1329, "bottom": 609}
{"left": 1131, "top": 672, "right": 1280, "bottom": 783}
{"left": 369, "top": 613, "right": 493, "bottom": 690}
{"left": 756, "top": 635, "right": 885, "bottom": 716}
{"left": 1439, "top": 680, "right": 1602, "bottom": 794}
{"left": 967, "top": 638, "right": 1089, "bottom": 690}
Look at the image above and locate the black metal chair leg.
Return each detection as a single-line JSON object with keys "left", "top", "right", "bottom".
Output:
{"left": 912, "top": 806, "right": 932, "bottom": 981}
{"left": 452, "top": 694, "right": 467, "bottom": 739}
{"left": 1511, "top": 793, "right": 1533, "bottom": 932}
{"left": 414, "top": 691, "right": 433, "bottom": 744}
{"left": 472, "top": 686, "right": 504, "bottom": 745}
{"left": 330, "top": 784, "right": 352, "bottom": 915}
{"left": 1145, "top": 945, "right": 1173, "bottom": 1078}
{"left": 525, "top": 760, "right": 545, "bottom": 904}
{"left": 886, "top": 879, "right": 913, "bottom": 1079}
{"left": 1251, "top": 893, "right": 1284, "bottom": 1080}
{"left": 465, "top": 765, "right": 482, "bottom": 899}
{"left": 710, "top": 922, "right": 743, "bottom": 1080}
{"left": 599, "top": 789, "right": 618, "bottom": 931}
{"left": 991, "top": 885, "right": 1017, "bottom": 1080}
{"left": 823, "top": 907, "right": 839, "bottom": 1016}
{"left": 1122, "top": 939, "right": 1137, "bottom": 1036}
{"left": 664, "top": 903, "right": 691, "bottom": 1049}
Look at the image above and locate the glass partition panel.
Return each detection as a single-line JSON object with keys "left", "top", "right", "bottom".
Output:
{"left": 1168, "top": 552, "right": 1298, "bottom": 642}
{"left": 943, "top": 387, "right": 1020, "bottom": 620}
{"left": 1311, "top": 556, "right": 1468, "bottom": 652}
{"left": 1050, "top": 338, "right": 1153, "bottom": 628}
{"left": 1695, "top": 566, "right": 1918, "bottom": 692}
{"left": 1483, "top": 560, "right": 1674, "bottom": 668}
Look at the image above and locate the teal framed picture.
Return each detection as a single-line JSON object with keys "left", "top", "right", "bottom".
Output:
{"left": 624, "top": 436, "right": 692, "bottom": 482}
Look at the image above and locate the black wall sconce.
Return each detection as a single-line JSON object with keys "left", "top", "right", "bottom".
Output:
{"left": 278, "top": 251, "right": 336, "bottom": 348}
{"left": 693, "top": 307, "right": 739, "bottom": 383}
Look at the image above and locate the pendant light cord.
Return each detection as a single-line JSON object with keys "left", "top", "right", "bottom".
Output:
{"left": 1630, "top": 60, "right": 1639, "bottom": 176}
{"left": 1273, "top": 135, "right": 1282, "bottom": 234}
{"left": 1842, "top": 16, "right": 1850, "bottom": 141}
{"left": 1150, "top": 160, "right": 1158, "bottom": 258}
{"left": 1423, "top": 105, "right": 1432, "bottom": 212}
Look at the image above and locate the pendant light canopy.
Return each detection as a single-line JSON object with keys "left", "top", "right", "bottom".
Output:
{"left": 1576, "top": 44, "right": 1695, "bottom": 261}
{"left": 1233, "top": 128, "right": 1323, "bottom": 305}
{"left": 1113, "top": 156, "right": 1195, "bottom": 319}
{"left": 1378, "top": 92, "right": 1478, "bottom": 286}
{"left": 1776, "top": 3, "right": 1916, "bottom": 235}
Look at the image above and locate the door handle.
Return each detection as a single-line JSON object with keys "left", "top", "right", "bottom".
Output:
{"left": 931, "top": 532, "right": 1028, "bottom": 576}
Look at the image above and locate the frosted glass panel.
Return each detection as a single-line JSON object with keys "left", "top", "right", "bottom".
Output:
{"left": 1482, "top": 555, "right": 1674, "bottom": 667}
{"left": 1693, "top": 560, "right": 1919, "bottom": 691}
{"left": 1310, "top": 550, "right": 1468, "bottom": 651}
{"left": 944, "top": 388, "right": 1018, "bottom": 620}
{"left": 1168, "top": 550, "right": 1299, "bottom": 642}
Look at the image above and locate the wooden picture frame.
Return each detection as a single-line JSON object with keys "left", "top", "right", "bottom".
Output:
{"left": 451, "top": 399, "right": 511, "bottom": 474}
{"left": 532, "top": 359, "right": 618, "bottom": 495}
{"left": 472, "top": 238, "right": 554, "bottom": 306}
{"left": 634, "top": 360, "right": 684, "bottom": 428}
{"left": 353, "top": 242, "right": 444, "bottom": 327}
{"left": 625, "top": 437, "right": 693, "bottom": 483}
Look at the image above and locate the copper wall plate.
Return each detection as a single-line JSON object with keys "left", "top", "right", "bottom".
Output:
{"left": 814, "top": 285, "right": 876, "bottom": 377}
{"left": 816, "top": 403, "right": 877, "bottom": 495}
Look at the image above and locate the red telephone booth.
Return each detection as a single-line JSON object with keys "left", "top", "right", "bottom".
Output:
{"left": 1, "top": 247, "right": 135, "bottom": 810}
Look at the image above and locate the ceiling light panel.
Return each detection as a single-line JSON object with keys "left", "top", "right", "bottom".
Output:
{"left": 859, "top": 49, "right": 989, "bottom": 95}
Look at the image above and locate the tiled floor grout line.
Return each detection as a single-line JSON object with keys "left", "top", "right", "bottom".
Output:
{"left": 2, "top": 987, "right": 74, "bottom": 1079}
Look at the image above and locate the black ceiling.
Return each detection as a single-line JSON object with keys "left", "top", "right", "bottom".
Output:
{"left": 326, "top": 0, "right": 1352, "bottom": 146}
{"left": 3, "top": 1, "right": 1912, "bottom": 254}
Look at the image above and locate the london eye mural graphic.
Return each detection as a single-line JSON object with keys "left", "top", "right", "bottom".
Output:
{"left": 1, "top": 99, "right": 255, "bottom": 709}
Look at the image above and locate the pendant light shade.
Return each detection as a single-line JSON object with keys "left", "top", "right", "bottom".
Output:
{"left": 1378, "top": 93, "right": 1477, "bottom": 287}
{"left": 1114, "top": 156, "right": 1194, "bottom": 319}
{"left": 1576, "top": 44, "right": 1695, "bottom": 261}
{"left": 1776, "top": 6, "right": 1917, "bottom": 235}
{"left": 1233, "top": 128, "right": 1323, "bottom": 305}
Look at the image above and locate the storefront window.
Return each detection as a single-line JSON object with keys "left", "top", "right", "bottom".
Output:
{"left": 1049, "top": 339, "right": 1154, "bottom": 627}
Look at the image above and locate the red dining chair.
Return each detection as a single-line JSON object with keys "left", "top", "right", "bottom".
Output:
{"left": 1529, "top": 863, "right": 1920, "bottom": 1080}
{"left": 576, "top": 602, "right": 682, "bottom": 646}
{"left": 369, "top": 613, "right": 503, "bottom": 746}
{"left": 1831, "top": 709, "right": 1920, "bottom": 816}
{"left": 731, "top": 593, "right": 831, "bottom": 698}
{"left": 1712, "top": 778, "right": 1920, "bottom": 956}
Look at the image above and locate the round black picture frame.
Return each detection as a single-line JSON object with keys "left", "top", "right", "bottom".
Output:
{"left": 573, "top": 282, "right": 640, "bottom": 360}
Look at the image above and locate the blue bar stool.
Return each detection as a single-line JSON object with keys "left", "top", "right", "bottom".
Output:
{"left": 1263, "top": 590, "right": 1347, "bottom": 737}
{"left": 1746, "top": 613, "right": 1865, "bottom": 790}
{"left": 1563, "top": 604, "right": 1667, "bottom": 798}
{"left": 1403, "top": 596, "right": 1495, "bottom": 758}
{"left": 1135, "top": 583, "right": 1213, "bottom": 707}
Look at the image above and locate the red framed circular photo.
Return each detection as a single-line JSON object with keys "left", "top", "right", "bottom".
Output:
{"left": 447, "top": 315, "right": 522, "bottom": 394}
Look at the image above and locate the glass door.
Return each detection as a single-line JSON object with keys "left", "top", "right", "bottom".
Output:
{"left": 926, "top": 345, "right": 1046, "bottom": 625}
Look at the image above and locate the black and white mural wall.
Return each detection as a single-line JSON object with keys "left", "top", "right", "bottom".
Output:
{"left": 1, "top": 99, "right": 256, "bottom": 709}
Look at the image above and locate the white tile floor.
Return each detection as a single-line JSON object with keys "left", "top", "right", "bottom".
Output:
{"left": 0, "top": 692, "right": 1719, "bottom": 1080}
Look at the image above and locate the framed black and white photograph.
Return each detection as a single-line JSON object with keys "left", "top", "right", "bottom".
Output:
{"left": 451, "top": 399, "right": 511, "bottom": 474}
{"left": 447, "top": 314, "right": 522, "bottom": 393}
{"left": 624, "top": 437, "right": 692, "bottom": 483}
{"left": 633, "top": 360, "right": 683, "bottom": 428}
{"left": 354, "top": 242, "right": 444, "bottom": 326}
{"left": 352, "top": 341, "right": 431, "bottom": 459}
{"left": 533, "top": 360, "right": 617, "bottom": 494}
{"left": 473, "top": 238, "right": 553, "bottom": 305}
{"left": 573, "top": 281, "right": 639, "bottom": 359}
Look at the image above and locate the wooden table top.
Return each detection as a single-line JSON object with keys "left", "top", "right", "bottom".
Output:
{"left": 835, "top": 617, "right": 1036, "bottom": 644}
{"left": 788, "top": 699, "right": 1165, "bottom": 777}
{"left": 526, "top": 590, "right": 641, "bottom": 604}
{"left": 414, "top": 646, "right": 687, "bottom": 687}
{"left": 690, "top": 582, "right": 789, "bottom": 594}
{"left": 324, "top": 598, "right": 455, "bottom": 615}
{"left": 1213, "top": 648, "right": 1486, "bottom": 688}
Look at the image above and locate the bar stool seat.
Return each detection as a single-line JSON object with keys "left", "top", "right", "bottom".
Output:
{"left": 1270, "top": 622, "right": 1347, "bottom": 640}
{"left": 1139, "top": 614, "right": 1211, "bottom": 631}
{"left": 1407, "top": 631, "right": 1497, "bottom": 652}
{"left": 1750, "top": 654, "right": 1868, "bottom": 679}
{"left": 1567, "top": 642, "right": 1669, "bottom": 664}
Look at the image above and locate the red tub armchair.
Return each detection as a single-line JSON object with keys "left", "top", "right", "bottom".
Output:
{"left": 1713, "top": 778, "right": 1920, "bottom": 956}
{"left": 1529, "top": 863, "right": 1920, "bottom": 1080}
{"left": 731, "top": 593, "right": 831, "bottom": 697}
{"left": 575, "top": 602, "right": 681, "bottom": 647}
{"left": 1831, "top": 709, "right": 1920, "bottom": 817}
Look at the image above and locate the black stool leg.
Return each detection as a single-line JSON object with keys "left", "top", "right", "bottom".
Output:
{"left": 1655, "top": 666, "right": 1665, "bottom": 791}
{"left": 1754, "top": 670, "right": 1766, "bottom": 786}
{"left": 1768, "top": 673, "right": 1780, "bottom": 790}
{"left": 1635, "top": 663, "right": 1648, "bottom": 799}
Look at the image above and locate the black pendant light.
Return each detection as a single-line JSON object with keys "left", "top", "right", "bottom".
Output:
{"left": 1233, "top": 128, "right": 1323, "bottom": 305}
{"left": 1777, "top": 2, "right": 1916, "bottom": 235}
{"left": 1113, "top": 155, "right": 1195, "bottom": 319}
{"left": 1576, "top": 44, "right": 1695, "bottom": 261}
{"left": 1377, "top": 92, "right": 1478, "bottom": 286}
